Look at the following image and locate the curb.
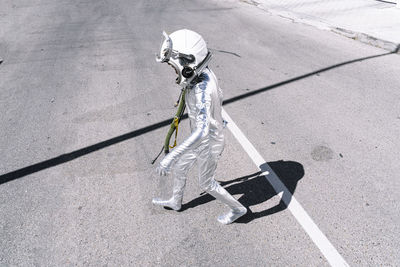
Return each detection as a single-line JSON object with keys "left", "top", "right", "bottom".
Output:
{"left": 332, "top": 27, "right": 400, "bottom": 53}
{"left": 248, "top": 1, "right": 400, "bottom": 54}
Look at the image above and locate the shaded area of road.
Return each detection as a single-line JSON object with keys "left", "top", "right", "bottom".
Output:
{"left": 181, "top": 160, "right": 304, "bottom": 224}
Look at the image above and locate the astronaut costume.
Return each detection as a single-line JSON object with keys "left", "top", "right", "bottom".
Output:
{"left": 153, "top": 29, "right": 247, "bottom": 224}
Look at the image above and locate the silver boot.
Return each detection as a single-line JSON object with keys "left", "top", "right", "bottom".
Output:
{"left": 152, "top": 175, "right": 186, "bottom": 211}
{"left": 152, "top": 196, "right": 182, "bottom": 211}
{"left": 207, "top": 181, "right": 247, "bottom": 224}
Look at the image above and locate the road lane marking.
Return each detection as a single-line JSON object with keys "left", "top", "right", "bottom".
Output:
{"left": 222, "top": 108, "right": 349, "bottom": 267}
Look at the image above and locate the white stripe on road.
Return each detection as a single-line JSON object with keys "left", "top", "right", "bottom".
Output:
{"left": 221, "top": 108, "right": 349, "bottom": 267}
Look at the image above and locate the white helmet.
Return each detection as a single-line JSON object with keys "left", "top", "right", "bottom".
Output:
{"left": 156, "top": 29, "right": 211, "bottom": 86}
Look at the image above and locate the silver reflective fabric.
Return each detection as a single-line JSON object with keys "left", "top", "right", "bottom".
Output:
{"left": 153, "top": 68, "right": 247, "bottom": 224}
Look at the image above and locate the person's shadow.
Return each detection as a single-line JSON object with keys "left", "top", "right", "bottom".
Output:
{"left": 180, "top": 160, "right": 304, "bottom": 223}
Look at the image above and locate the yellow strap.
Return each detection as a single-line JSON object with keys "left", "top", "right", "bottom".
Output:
{"left": 169, "top": 117, "right": 179, "bottom": 149}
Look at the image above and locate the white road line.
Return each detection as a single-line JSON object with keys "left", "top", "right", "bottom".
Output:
{"left": 221, "top": 108, "right": 349, "bottom": 267}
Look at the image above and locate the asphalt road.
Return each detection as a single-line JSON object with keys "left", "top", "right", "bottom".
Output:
{"left": 1, "top": 0, "right": 399, "bottom": 266}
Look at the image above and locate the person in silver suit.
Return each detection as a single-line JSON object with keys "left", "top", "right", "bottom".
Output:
{"left": 153, "top": 29, "right": 247, "bottom": 224}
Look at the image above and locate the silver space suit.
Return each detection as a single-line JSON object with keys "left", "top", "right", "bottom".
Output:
{"left": 153, "top": 29, "right": 247, "bottom": 224}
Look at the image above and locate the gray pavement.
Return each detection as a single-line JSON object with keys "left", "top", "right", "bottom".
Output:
{"left": 0, "top": 0, "right": 399, "bottom": 266}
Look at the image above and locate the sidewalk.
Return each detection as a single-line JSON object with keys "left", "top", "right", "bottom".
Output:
{"left": 250, "top": 0, "right": 400, "bottom": 51}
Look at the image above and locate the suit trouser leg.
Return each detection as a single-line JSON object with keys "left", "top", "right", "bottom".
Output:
{"left": 152, "top": 151, "right": 197, "bottom": 210}
{"left": 197, "top": 148, "right": 247, "bottom": 224}
{"left": 170, "top": 151, "right": 197, "bottom": 206}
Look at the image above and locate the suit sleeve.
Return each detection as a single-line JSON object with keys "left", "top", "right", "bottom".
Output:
{"left": 159, "top": 82, "right": 211, "bottom": 171}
